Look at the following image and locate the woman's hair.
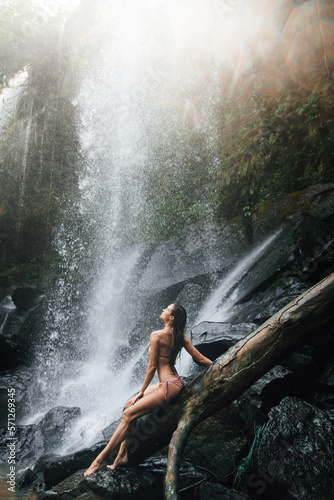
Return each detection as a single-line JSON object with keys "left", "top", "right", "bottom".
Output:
{"left": 170, "top": 303, "right": 187, "bottom": 370}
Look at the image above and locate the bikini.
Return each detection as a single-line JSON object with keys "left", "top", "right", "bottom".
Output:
{"left": 153, "top": 327, "right": 185, "bottom": 400}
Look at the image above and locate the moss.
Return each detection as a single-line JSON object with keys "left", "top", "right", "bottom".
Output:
{"left": 253, "top": 200, "right": 270, "bottom": 220}
{"left": 280, "top": 201, "right": 311, "bottom": 218}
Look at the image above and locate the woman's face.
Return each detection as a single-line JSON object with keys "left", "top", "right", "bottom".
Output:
{"left": 160, "top": 304, "right": 174, "bottom": 323}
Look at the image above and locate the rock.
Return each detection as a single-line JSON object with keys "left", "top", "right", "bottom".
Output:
{"left": 252, "top": 183, "right": 334, "bottom": 239}
{"left": 175, "top": 283, "right": 207, "bottom": 324}
{"left": 197, "top": 481, "right": 251, "bottom": 499}
{"left": 37, "top": 469, "right": 92, "bottom": 499}
{"left": 184, "top": 395, "right": 266, "bottom": 484}
{"left": 39, "top": 467, "right": 162, "bottom": 500}
{"left": 138, "top": 222, "right": 249, "bottom": 292}
{"left": 245, "top": 365, "right": 295, "bottom": 412}
{"left": 0, "top": 335, "right": 21, "bottom": 369}
{"left": 11, "top": 286, "right": 43, "bottom": 311}
{"left": 1, "top": 308, "right": 28, "bottom": 338}
{"left": 39, "top": 406, "right": 81, "bottom": 451}
{"left": 38, "top": 457, "right": 212, "bottom": 499}
{"left": 34, "top": 453, "right": 61, "bottom": 473}
{"left": 86, "top": 467, "right": 162, "bottom": 499}
{"left": 17, "top": 468, "right": 37, "bottom": 489}
{"left": 228, "top": 276, "right": 309, "bottom": 323}
{"left": 318, "top": 356, "right": 334, "bottom": 387}
{"left": 0, "top": 424, "right": 45, "bottom": 469}
{"left": 190, "top": 321, "right": 256, "bottom": 360}
{"left": 252, "top": 396, "right": 334, "bottom": 500}
{"left": 38, "top": 441, "right": 107, "bottom": 489}
{"left": 101, "top": 417, "right": 121, "bottom": 440}
{"left": 10, "top": 299, "right": 47, "bottom": 363}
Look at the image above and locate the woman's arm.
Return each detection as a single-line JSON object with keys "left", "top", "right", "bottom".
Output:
{"left": 183, "top": 335, "right": 212, "bottom": 367}
{"left": 132, "top": 332, "right": 159, "bottom": 403}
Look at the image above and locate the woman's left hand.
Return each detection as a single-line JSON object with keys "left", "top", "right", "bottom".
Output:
{"left": 131, "top": 390, "right": 144, "bottom": 405}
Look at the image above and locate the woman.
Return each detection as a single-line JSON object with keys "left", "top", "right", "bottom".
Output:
{"left": 84, "top": 303, "right": 212, "bottom": 476}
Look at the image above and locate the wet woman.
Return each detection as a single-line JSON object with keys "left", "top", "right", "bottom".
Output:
{"left": 84, "top": 303, "right": 212, "bottom": 476}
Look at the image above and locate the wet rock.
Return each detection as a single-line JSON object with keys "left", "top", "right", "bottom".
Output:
{"left": 228, "top": 277, "right": 309, "bottom": 324}
{"left": 253, "top": 396, "right": 334, "bottom": 500}
{"left": 38, "top": 441, "right": 107, "bottom": 489}
{"left": 196, "top": 481, "right": 251, "bottom": 499}
{"left": 39, "top": 467, "right": 162, "bottom": 500}
{"left": 37, "top": 469, "right": 91, "bottom": 499}
{"left": 138, "top": 221, "right": 249, "bottom": 292}
{"left": 86, "top": 467, "right": 162, "bottom": 499}
{"left": 0, "top": 424, "right": 45, "bottom": 469}
{"left": 39, "top": 406, "right": 81, "bottom": 451}
{"left": 38, "top": 458, "right": 211, "bottom": 499}
{"left": 190, "top": 321, "right": 256, "bottom": 360}
{"left": 0, "top": 335, "right": 21, "bottom": 369}
{"left": 175, "top": 283, "right": 207, "bottom": 324}
{"left": 34, "top": 453, "right": 61, "bottom": 473}
{"left": 184, "top": 395, "right": 266, "bottom": 485}
{"left": 318, "top": 356, "right": 334, "bottom": 387}
{"left": 245, "top": 365, "right": 296, "bottom": 413}
{"left": 11, "top": 286, "right": 43, "bottom": 311}
{"left": 141, "top": 453, "right": 212, "bottom": 491}
{"left": 101, "top": 417, "right": 121, "bottom": 440}
{"left": 11, "top": 302, "right": 45, "bottom": 363}
{"left": 17, "top": 468, "right": 37, "bottom": 489}
{"left": 252, "top": 183, "right": 334, "bottom": 239}
{"left": 1, "top": 308, "right": 28, "bottom": 338}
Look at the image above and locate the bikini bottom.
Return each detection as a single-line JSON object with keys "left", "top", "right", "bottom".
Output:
{"left": 159, "top": 375, "right": 184, "bottom": 401}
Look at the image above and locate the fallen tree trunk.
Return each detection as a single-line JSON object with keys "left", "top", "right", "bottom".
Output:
{"left": 128, "top": 273, "right": 334, "bottom": 499}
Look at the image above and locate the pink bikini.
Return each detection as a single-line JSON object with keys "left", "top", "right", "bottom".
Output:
{"left": 155, "top": 327, "right": 185, "bottom": 400}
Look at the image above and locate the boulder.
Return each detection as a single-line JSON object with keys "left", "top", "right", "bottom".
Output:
{"left": 37, "top": 441, "right": 107, "bottom": 489}
{"left": 0, "top": 424, "right": 45, "bottom": 469}
{"left": 252, "top": 183, "right": 334, "bottom": 239}
{"left": 197, "top": 481, "right": 251, "bottom": 499}
{"left": 0, "top": 335, "right": 21, "bottom": 369}
{"left": 244, "top": 365, "right": 295, "bottom": 413}
{"left": 228, "top": 276, "right": 309, "bottom": 323}
{"left": 17, "top": 468, "right": 37, "bottom": 489}
{"left": 138, "top": 222, "right": 249, "bottom": 292}
{"left": 37, "top": 457, "right": 212, "bottom": 499}
{"left": 39, "top": 406, "right": 81, "bottom": 451}
{"left": 11, "top": 287, "right": 43, "bottom": 311}
{"left": 190, "top": 321, "right": 256, "bottom": 360}
{"left": 184, "top": 395, "right": 266, "bottom": 485}
{"left": 251, "top": 396, "right": 334, "bottom": 500}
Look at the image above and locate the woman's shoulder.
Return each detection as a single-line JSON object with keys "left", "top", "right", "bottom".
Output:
{"left": 150, "top": 328, "right": 166, "bottom": 339}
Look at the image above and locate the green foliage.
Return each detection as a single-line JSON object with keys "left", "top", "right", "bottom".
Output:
{"left": 216, "top": 78, "right": 334, "bottom": 221}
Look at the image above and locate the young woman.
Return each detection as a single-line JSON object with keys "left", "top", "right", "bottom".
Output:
{"left": 84, "top": 303, "right": 212, "bottom": 476}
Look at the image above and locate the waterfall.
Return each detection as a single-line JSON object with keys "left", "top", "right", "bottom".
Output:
{"left": 196, "top": 231, "right": 282, "bottom": 322}
{"left": 23, "top": 0, "right": 251, "bottom": 453}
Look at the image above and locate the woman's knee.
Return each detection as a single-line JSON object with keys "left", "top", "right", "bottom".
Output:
{"left": 122, "top": 407, "right": 135, "bottom": 424}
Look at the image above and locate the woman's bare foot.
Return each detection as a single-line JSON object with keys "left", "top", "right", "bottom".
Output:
{"left": 84, "top": 458, "right": 108, "bottom": 477}
{"left": 107, "top": 455, "right": 128, "bottom": 470}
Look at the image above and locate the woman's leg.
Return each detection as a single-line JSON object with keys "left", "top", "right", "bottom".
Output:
{"left": 84, "top": 384, "right": 167, "bottom": 476}
{"left": 107, "top": 382, "right": 166, "bottom": 469}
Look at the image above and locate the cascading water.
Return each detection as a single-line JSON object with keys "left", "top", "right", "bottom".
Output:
{"left": 24, "top": 0, "right": 254, "bottom": 454}
{"left": 196, "top": 231, "right": 282, "bottom": 323}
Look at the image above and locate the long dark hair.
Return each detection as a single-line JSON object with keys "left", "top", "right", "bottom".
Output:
{"left": 170, "top": 303, "right": 187, "bottom": 370}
